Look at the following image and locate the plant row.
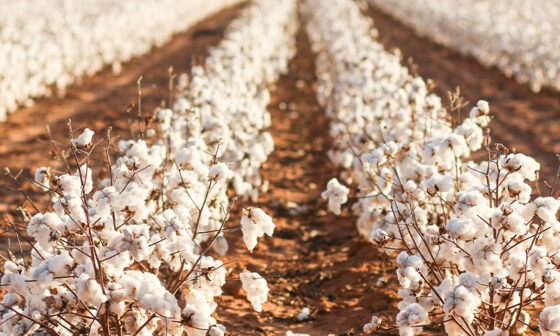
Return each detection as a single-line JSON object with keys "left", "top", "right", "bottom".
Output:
{"left": 0, "top": 0, "right": 297, "bottom": 335}
{"left": 304, "top": 0, "right": 560, "bottom": 334}
{"left": 369, "top": 0, "right": 560, "bottom": 93}
{"left": 0, "top": 0, "right": 241, "bottom": 121}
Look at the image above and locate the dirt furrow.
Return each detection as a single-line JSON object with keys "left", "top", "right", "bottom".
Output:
{"left": 216, "top": 23, "right": 396, "bottom": 336}
{"left": 365, "top": 4, "right": 560, "bottom": 184}
{"left": 0, "top": 5, "right": 244, "bottom": 215}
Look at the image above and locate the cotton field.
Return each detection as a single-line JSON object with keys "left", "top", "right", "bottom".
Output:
{"left": 0, "top": 0, "right": 559, "bottom": 335}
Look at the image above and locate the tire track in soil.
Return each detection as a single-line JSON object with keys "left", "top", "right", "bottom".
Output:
{"left": 365, "top": 4, "right": 560, "bottom": 185}
{"left": 0, "top": 4, "right": 244, "bottom": 216}
{"left": 216, "top": 23, "right": 397, "bottom": 336}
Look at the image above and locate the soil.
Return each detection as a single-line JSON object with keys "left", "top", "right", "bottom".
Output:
{"left": 0, "top": 3, "right": 557, "bottom": 336}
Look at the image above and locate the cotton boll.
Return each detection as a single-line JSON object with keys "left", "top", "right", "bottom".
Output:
{"left": 446, "top": 218, "right": 477, "bottom": 240}
{"left": 363, "top": 315, "right": 382, "bottom": 334}
{"left": 424, "top": 173, "right": 454, "bottom": 196}
{"left": 501, "top": 153, "right": 540, "bottom": 181}
{"left": 443, "top": 285, "right": 480, "bottom": 323}
{"left": 76, "top": 273, "right": 108, "bottom": 307}
{"left": 297, "top": 307, "right": 311, "bottom": 321}
{"left": 208, "top": 325, "right": 226, "bottom": 336}
{"left": 321, "top": 178, "right": 349, "bottom": 215}
{"left": 396, "top": 303, "right": 429, "bottom": 335}
{"left": 240, "top": 271, "right": 268, "bottom": 312}
{"left": 240, "top": 208, "right": 275, "bottom": 252}
{"left": 212, "top": 236, "right": 229, "bottom": 256}
{"left": 72, "top": 128, "right": 94, "bottom": 148}
{"left": 534, "top": 197, "right": 560, "bottom": 228}
{"left": 33, "top": 167, "right": 51, "bottom": 191}
{"left": 540, "top": 305, "right": 560, "bottom": 336}
{"left": 209, "top": 163, "right": 233, "bottom": 182}
{"left": 57, "top": 174, "right": 82, "bottom": 196}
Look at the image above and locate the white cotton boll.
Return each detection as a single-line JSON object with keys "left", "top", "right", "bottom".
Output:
{"left": 540, "top": 305, "right": 560, "bottom": 336}
{"left": 455, "top": 189, "right": 486, "bottom": 215}
{"left": 208, "top": 325, "right": 226, "bottom": 336}
{"left": 455, "top": 118, "right": 484, "bottom": 151}
{"left": 209, "top": 163, "right": 234, "bottom": 182}
{"left": 467, "top": 237, "right": 502, "bottom": 275}
{"left": 77, "top": 273, "right": 108, "bottom": 307}
{"left": 58, "top": 174, "right": 82, "bottom": 196}
{"left": 443, "top": 285, "right": 480, "bottom": 323}
{"left": 363, "top": 315, "right": 382, "bottom": 334}
{"left": 441, "top": 133, "right": 470, "bottom": 158}
{"left": 362, "top": 148, "right": 387, "bottom": 167}
{"left": 240, "top": 208, "right": 275, "bottom": 252}
{"left": 505, "top": 177, "right": 532, "bottom": 203}
{"left": 529, "top": 246, "right": 552, "bottom": 281}
{"left": 477, "top": 100, "right": 490, "bottom": 114}
{"left": 72, "top": 128, "right": 94, "bottom": 148}
{"left": 396, "top": 303, "right": 429, "bottom": 335}
{"left": 33, "top": 167, "right": 50, "bottom": 191}
{"left": 424, "top": 173, "right": 454, "bottom": 195}
{"left": 212, "top": 236, "right": 229, "bottom": 256}
{"left": 321, "top": 178, "right": 349, "bottom": 215}
{"left": 27, "top": 212, "right": 64, "bottom": 248}
{"left": 534, "top": 197, "right": 560, "bottom": 227}
{"left": 285, "top": 332, "right": 310, "bottom": 336}
{"left": 370, "top": 228, "right": 391, "bottom": 246}
{"left": 458, "top": 272, "right": 479, "bottom": 290}
{"left": 501, "top": 153, "right": 540, "bottom": 181}
{"left": 32, "top": 252, "right": 74, "bottom": 284}
{"left": 240, "top": 271, "right": 268, "bottom": 312}
{"left": 446, "top": 218, "right": 477, "bottom": 240}
{"left": 297, "top": 307, "right": 311, "bottom": 321}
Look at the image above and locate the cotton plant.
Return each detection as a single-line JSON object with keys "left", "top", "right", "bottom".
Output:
{"left": 1, "top": 0, "right": 298, "bottom": 334}
{"left": 304, "top": 0, "right": 560, "bottom": 334}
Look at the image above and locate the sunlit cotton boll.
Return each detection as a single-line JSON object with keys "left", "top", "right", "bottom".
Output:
{"left": 240, "top": 271, "right": 269, "bottom": 312}
{"left": 72, "top": 128, "right": 94, "bottom": 148}
{"left": 321, "top": 178, "right": 349, "bottom": 215}
{"left": 540, "top": 305, "right": 560, "bottom": 336}
{"left": 240, "top": 208, "right": 275, "bottom": 252}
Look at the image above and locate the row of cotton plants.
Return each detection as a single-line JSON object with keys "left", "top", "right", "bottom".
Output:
{"left": 368, "top": 0, "right": 560, "bottom": 93}
{"left": 0, "top": 0, "right": 242, "bottom": 121}
{"left": 304, "top": 0, "right": 560, "bottom": 334}
{"left": 0, "top": 0, "right": 297, "bottom": 335}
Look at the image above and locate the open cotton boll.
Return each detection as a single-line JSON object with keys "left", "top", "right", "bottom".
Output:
{"left": 72, "top": 128, "right": 94, "bottom": 148}
{"left": 240, "top": 208, "right": 275, "bottom": 252}
{"left": 446, "top": 218, "right": 478, "bottom": 241}
{"left": 297, "top": 307, "right": 311, "bottom": 321}
{"left": 32, "top": 252, "right": 75, "bottom": 284}
{"left": 208, "top": 325, "right": 226, "bottom": 336}
{"left": 540, "top": 305, "right": 560, "bottom": 336}
{"left": 363, "top": 315, "right": 382, "bottom": 334}
{"left": 443, "top": 285, "right": 481, "bottom": 323}
{"left": 501, "top": 153, "right": 540, "bottom": 181}
{"left": 76, "top": 273, "right": 108, "bottom": 307}
{"left": 286, "top": 332, "right": 310, "bottom": 336}
{"left": 209, "top": 162, "right": 234, "bottom": 182}
{"left": 240, "top": 271, "right": 268, "bottom": 312}
{"left": 396, "top": 303, "right": 429, "bottom": 335}
{"left": 321, "top": 178, "right": 349, "bottom": 215}
{"left": 33, "top": 167, "right": 50, "bottom": 191}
